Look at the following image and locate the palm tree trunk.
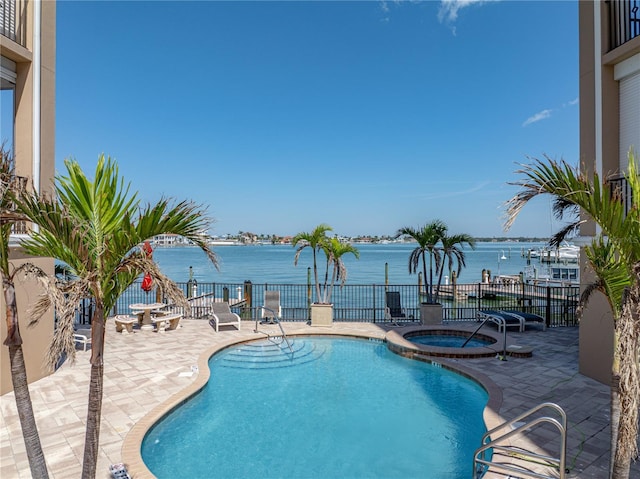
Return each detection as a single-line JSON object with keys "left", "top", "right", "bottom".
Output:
{"left": 312, "top": 250, "right": 321, "bottom": 303}
{"left": 610, "top": 283, "right": 640, "bottom": 479}
{"left": 81, "top": 311, "right": 106, "bottom": 479}
{"left": 81, "top": 361, "right": 104, "bottom": 479}
{"left": 421, "top": 255, "right": 430, "bottom": 302}
{"left": 3, "top": 280, "right": 49, "bottom": 478}
{"left": 8, "top": 345, "right": 50, "bottom": 479}
{"left": 429, "top": 255, "right": 434, "bottom": 303}
{"left": 434, "top": 263, "right": 446, "bottom": 304}
{"left": 610, "top": 372, "right": 623, "bottom": 479}
{"left": 322, "top": 257, "right": 330, "bottom": 303}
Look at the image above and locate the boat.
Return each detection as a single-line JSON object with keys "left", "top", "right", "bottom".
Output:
{"left": 209, "top": 239, "right": 241, "bottom": 246}
{"left": 523, "top": 264, "right": 580, "bottom": 286}
{"left": 539, "top": 242, "right": 580, "bottom": 263}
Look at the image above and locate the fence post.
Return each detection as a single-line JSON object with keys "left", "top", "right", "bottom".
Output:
{"left": 373, "top": 285, "right": 376, "bottom": 323}
{"left": 242, "top": 281, "right": 252, "bottom": 320}
{"left": 545, "top": 286, "right": 552, "bottom": 328}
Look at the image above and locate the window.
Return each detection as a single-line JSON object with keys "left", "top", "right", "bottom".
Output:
{"left": 0, "top": 55, "right": 16, "bottom": 152}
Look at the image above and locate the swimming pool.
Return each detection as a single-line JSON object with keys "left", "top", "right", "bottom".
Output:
{"left": 141, "top": 337, "right": 488, "bottom": 478}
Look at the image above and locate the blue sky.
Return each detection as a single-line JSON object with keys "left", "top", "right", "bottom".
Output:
{"left": 55, "top": 0, "right": 579, "bottom": 239}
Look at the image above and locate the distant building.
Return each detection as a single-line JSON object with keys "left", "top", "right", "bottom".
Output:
{"left": 1, "top": 0, "right": 57, "bottom": 394}
{"left": 578, "top": 1, "right": 640, "bottom": 384}
{"left": 153, "top": 233, "right": 184, "bottom": 246}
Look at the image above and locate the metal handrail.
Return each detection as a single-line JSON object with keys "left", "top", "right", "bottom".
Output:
{"left": 474, "top": 402, "right": 567, "bottom": 479}
{"left": 467, "top": 314, "right": 508, "bottom": 359}
{"left": 254, "top": 306, "right": 294, "bottom": 354}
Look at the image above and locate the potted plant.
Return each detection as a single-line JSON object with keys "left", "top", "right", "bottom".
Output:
{"left": 432, "top": 232, "right": 476, "bottom": 304}
{"left": 397, "top": 221, "right": 476, "bottom": 324}
{"left": 293, "top": 224, "right": 359, "bottom": 326}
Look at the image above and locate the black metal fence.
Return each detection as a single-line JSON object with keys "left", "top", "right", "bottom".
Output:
{"left": 72, "top": 280, "right": 579, "bottom": 329}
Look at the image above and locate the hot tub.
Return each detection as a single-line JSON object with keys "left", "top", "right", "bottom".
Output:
{"left": 384, "top": 325, "right": 529, "bottom": 360}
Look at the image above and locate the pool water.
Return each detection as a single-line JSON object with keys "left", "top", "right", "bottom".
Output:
{"left": 409, "top": 334, "right": 493, "bottom": 348}
{"left": 142, "top": 337, "right": 488, "bottom": 478}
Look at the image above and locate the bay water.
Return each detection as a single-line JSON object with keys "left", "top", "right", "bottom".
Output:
{"left": 152, "top": 241, "right": 547, "bottom": 286}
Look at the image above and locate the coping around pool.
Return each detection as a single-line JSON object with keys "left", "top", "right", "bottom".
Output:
{"left": 121, "top": 325, "right": 509, "bottom": 478}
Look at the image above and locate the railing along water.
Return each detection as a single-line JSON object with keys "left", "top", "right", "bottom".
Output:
{"left": 70, "top": 281, "right": 579, "bottom": 328}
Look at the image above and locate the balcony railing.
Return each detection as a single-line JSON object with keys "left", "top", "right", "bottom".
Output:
{"left": 607, "top": 0, "right": 640, "bottom": 51}
{"left": 4, "top": 174, "right": 29, "bottom": 234}
{"left": 0, "top": 0, "right": 27, "bottom": 46}
{"left": 609, "top": 175, "right": 634, "bottom": 215}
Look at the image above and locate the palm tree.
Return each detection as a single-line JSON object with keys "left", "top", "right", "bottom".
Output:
{"left": 433, "top": 232, "right": 476, "bottom": 303}
{"left": 292, "top": 224, "right": 332, "bottom": 303}
{"left": 321, "top": 237, "right": 360, "bottom": 303}
{"left": 504, "top": 152, "right": 639, "bottom": 479}
{"left": 15, "top": 154, "right": 218, "bottom": 479}
{"left": 0, "top": 147, "right": 50, "bottom": 478}
{"left": 396, "top": 220, "right": 447, "bottom": 303}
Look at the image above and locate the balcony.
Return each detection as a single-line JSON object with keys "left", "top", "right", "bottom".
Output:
{"left": 608, "top": 175, "right": 634, "bottom": 215}
{"left": 0, "top": 0, "right": 27, "bottom": 47}
{"left": 607, "top": 0, "right": 640, "bottom": 51}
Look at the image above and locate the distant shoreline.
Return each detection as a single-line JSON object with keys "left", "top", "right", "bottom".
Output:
{"left": 153, "top": 237, "right": 553, "bottom": 248}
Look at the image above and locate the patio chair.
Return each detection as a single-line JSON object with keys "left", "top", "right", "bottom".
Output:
{"left": 476, "top": 310, "right": 523, "bottom": 333}
{"left": 208, "top": 302, "right": 241, "bottom": 332}
{"left": 74, "top": 327, "right": 92, "bottom": 351}
{"left": 261, "top": 290, "right": 281, "bottom": 324}
{"left": 502, "top": 310, "right": 546, "bottom": 331}
{"left": 385, "top": 291, "right": 409, "bottom": 326}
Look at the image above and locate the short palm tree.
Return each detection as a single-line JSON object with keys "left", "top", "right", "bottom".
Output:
{"left": 0, "top": 147, "right": 49, "bottom": 478}
{"left": 433, "top": 232, "right": 476, "bottom": 303}
{"left": 293, "top": 224, "right": 332, "bottom": 304}
{"left": 396, "top": 220, "right": 447, "bottom": 303}
{"left": 16, "top": 154, "right": 218, "bottom": 479}
{"left": 505, "top": 151, "right": 639, "bottom": 479}
{"left": 321, "top": 237, "right": 360, "bottom": 303}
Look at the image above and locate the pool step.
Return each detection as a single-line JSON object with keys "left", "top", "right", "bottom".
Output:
{"left": 219, "top": 339, "right": 327, "bottom": 369}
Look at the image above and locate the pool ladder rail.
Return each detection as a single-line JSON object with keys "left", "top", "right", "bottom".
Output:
{"left": 474, "top": 402, "right": 567, "bottom": 479}
{"left": 466, "top": 315, "right": 509, "bottom": 360}
{"left": 254, "top": 307, "right": 294, "bottom": 355}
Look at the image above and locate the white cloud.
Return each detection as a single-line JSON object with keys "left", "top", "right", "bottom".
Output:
{"left": 438, "top": 0, "right": 497, "bottom": 24}
{"left": 406, "top": 181, "right": 491, "bottom": 200}
{"left": 522, "top": 109, "right": 553, "bottom": 127}
{"left": 564, "top": 97, "right": 579, "bottom": 107}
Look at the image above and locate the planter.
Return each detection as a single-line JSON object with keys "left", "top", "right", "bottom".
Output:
{"left": 311, "top": 303, "right": 333, "bottom": 327}
{"left": 420, "top": 302, "right": 443, "bottom": 325}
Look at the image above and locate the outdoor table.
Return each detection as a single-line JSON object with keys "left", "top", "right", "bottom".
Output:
{"left": 129, "top": 302, "right": 166, "bottom": 331}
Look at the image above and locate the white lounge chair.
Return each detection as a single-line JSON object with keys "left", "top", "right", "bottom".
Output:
{"left": 502, "top": 310, "right": 546, "bottom": 331}
{"left": 74, "top": 328, "right": 92, "bottom": 350}
{"left": 209, "top": 302, "right": 241, "bottom": 332}
{"left": 477, "top": 310, "right": 524, "bottom": 333}
{"left": 261, "top": 290, "right": 281, "bottom": 324}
